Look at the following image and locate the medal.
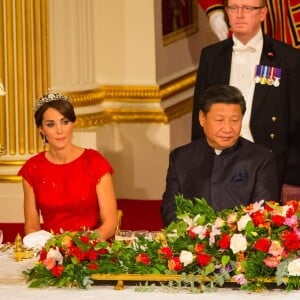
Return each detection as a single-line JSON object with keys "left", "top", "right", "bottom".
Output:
{"left": 267, "top": 67, "right": 274, "bottom": 85}
{"left": 260, "top": 66, "right": 268, "bottom": 85}
{"left": 254, "top": 65, "right": 262, "bottom": 83}
{"left": 273, "top": 68, "right": 281, "bottom": 87}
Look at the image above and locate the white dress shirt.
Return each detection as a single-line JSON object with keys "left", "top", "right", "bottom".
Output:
{"left": 229, "top": 29, "right": 263, "bottom": 142}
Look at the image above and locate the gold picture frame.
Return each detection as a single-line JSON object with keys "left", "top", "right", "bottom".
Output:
{"left": 162, "top": 0, "right": 198, "bottom": 46}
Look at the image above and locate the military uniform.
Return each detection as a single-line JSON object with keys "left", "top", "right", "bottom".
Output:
{"left": 198, "top": 0, "right": 300, "bottom": 49}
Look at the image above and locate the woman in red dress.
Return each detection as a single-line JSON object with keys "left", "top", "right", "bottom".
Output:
{"left": 18, "top": 93, "right": 118, "bottom": 241}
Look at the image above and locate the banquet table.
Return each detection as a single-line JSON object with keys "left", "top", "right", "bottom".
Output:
{"left": 0, "top": 246, "right": 299, "bottom": 300}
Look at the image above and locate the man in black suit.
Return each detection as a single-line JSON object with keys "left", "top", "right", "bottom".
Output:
{"left": 191, "top": 0, "right": 300, "bottom": 202}
{"left": 161, "top": 85, "right": 279, "bottom": 227}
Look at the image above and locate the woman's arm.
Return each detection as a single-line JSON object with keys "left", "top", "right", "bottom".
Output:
{"left": 22, "top": 179, "right": 41, "bottom": 234}
{"left": 95, "top": 173, "right": 118, "bottom": 240}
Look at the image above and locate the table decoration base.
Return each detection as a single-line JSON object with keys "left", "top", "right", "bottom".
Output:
{"left": 91, "top": 274, "right": 287, "bottom": 291}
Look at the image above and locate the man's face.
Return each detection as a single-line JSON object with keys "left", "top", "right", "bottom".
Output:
{"left": 199, "top": 103, "right": 243, "bottom": 150}
{"left": 226, "top": 0, "right": 268, "bottom": 43}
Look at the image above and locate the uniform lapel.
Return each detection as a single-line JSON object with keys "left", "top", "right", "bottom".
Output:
{"left": 215, "top": 39, "right": 233, "bottom": 84}
{"left": 252, "top": 35, "right": 278, "bottom": 116}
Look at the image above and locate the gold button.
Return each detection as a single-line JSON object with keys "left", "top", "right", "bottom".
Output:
{"left": 270, "top": 133, "right": 275, "bottom": 139}
{"left": 272, "top": 116, "right": 277, "bottom": 122}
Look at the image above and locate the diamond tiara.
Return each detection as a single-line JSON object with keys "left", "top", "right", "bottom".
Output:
{"left": 34, "top": 92, "right": 70, "bottom": 112}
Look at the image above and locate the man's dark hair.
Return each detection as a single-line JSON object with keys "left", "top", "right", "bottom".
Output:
{"left": 199, "top": 84, "right": 246, "bottom": 115}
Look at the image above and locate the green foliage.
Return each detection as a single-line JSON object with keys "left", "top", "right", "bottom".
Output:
{"left": 175, "top": 195, "right": 216, "bottom": 222}
{"left": 23, "top": 195, "right": 300, "bottom": 292}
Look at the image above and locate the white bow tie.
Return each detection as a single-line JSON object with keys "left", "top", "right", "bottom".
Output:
{"left": 233, "top": 45, "right": 256, "bottom": 54}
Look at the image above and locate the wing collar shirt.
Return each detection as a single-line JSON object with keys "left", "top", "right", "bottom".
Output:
{"left": 230, "top": 29, "right": 263, "bottom": 142}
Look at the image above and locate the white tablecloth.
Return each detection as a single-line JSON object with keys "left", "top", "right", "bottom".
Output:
{"left": 0, "top": 247, "right": 299, "bottom": 300}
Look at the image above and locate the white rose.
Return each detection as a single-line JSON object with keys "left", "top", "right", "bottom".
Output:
{"left": 237, "top": 214, "right": 252, "bottom": 231}
{"left": 230, "top": 234, "right": 247, "bottom": 254}
{"left": 179, "top": 250, "right": 194, "bottom": 266}
{"left": 288, "top": 258, "right": 300, "bottom": 276}
{"left": 47, "top": 247, "right": 63, "bottom": 265}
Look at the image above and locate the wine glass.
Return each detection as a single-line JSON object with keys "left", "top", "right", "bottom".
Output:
{"left": 133, "top": 230, "right": 149, "bottom": 240}
{"left": 114, "top": 230, "right": 133, "bottom": 246}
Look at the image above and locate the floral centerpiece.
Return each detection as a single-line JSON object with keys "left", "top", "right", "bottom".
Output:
{"left": 24, "top": 195, "right": 300, "bottom": 291}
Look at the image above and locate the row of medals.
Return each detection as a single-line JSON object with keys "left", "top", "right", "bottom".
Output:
{"left": 255, "top": 65, "right": 281, "bottom": 87}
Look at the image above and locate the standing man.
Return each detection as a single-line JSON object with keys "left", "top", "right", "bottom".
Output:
{"left": 192, "top": 0, "right": 300, "bottom": 202}
{"left": 198, "top": 0, "right": 300, "bottom": 49}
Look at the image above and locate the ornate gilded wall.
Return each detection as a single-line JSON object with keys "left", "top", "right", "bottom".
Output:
{"left": 0, "top": 0, "right": 198, "bottom": 183}
{"left": 0, "top": 0, "right": 49, "bottom": 179}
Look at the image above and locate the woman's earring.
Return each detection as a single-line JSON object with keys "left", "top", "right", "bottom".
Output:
{"left": 42, "top": 134, "right": 47, "bottom": 145}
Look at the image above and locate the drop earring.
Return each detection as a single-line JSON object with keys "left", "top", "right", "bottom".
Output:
{"left": 41, "top": 134, "right": 46, "bottom": 145}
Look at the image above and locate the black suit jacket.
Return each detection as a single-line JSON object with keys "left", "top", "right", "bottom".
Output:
{"left": 192, "top": 35, "right": 300, "bottom": 186}
{"left": 161, "top": 137, "right": 279, "bottom": 227}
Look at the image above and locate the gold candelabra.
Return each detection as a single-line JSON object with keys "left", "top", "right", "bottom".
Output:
{"left": 14, "top": 233, "right": 34, "bottom": 261}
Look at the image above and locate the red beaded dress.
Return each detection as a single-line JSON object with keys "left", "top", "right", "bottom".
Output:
{"left": 18, "top": 149, "right": 113, "bottom": 233}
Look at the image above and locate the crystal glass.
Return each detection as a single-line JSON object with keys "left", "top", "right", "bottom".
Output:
{"left": 133, "top": 230, "right": 149, "bottom": 239}
{"left": 114, "top": 230, "right": 133, "bottom": 242}
{"left": 147, "top": 231, "right": 162, "bottom": 241}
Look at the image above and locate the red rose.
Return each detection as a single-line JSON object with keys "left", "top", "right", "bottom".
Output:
{"left": 51, "top": 265, "right": 64, "bottom": 277}
{"left": 272, "top": 215, "right": 285, "bottom": 227}
{"left": 254, "top": 237, "right": 271, "bottom": 252}
{"left": 136, "top": 253, "right": 150, "bottom": 265}
{"left": 87, "top": 249, "right": 98, "bottom": 261}
{"left": 168, "top": 257, "right": 183, "bottom": 271}
{"left": 219, "top": 233, "right": 231, "bottom": 249}
{"left": 196, "top": 253, "right": 212, "bottom": 267}
{"left": 282, "top": 231, "right": 300, "bottom": 251}
{"left": 251, "top": 211, "right": 265, "bottom": 226}
{"left": 158, "top": 246, "right": 173, "bottom": 258}
{"left": 70, "top": 246, "right": 86, "bottom": 262}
